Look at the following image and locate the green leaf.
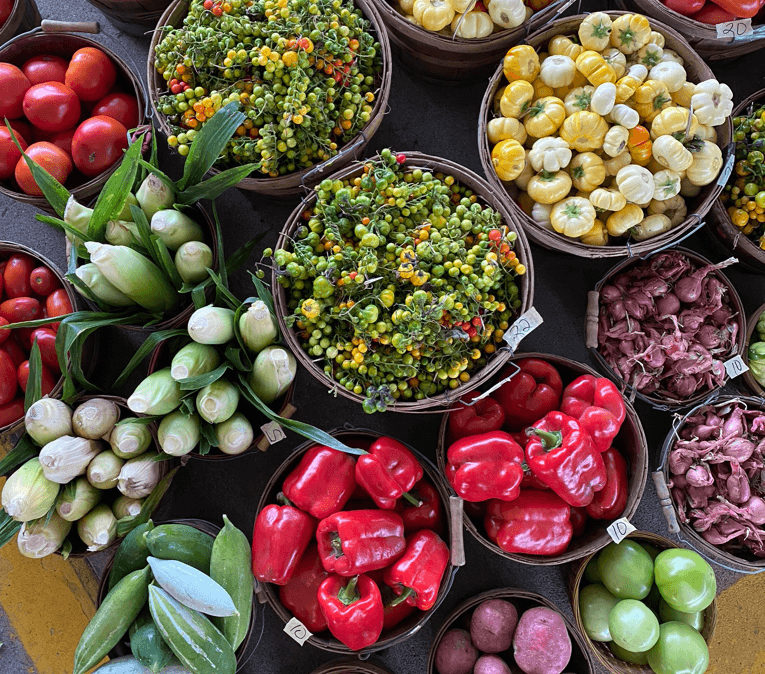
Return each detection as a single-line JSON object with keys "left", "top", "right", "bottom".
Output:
{"left": 137, "top": 160, "right": 177, "bottom": 194}
{"left": 154, "top": 238, "right": 184, "bottom": 291}
{"left": 199, "top": 421, "right": 219, "bottom": 450}
{"left": 113, "top": 328, "right": 188, "bottom": 388}
{"left": 61, "top": 539, "right": 72, "bottom": 559}
{"left": 24, "top": 342, "right": 42, "bottom": 412}
{"left": 211, "top": 201, "right": 227, "bottom": 297}
{"left": 0, "top": 436, "right": 40, "bottom": 477}
{"left": 129, "top": 205, "right": 163, "bottom": 266}
{"left": 178, "top": 363, "right": 230, "bottom": 391}
{"left": 35, "top": 214, "right": 93, "bottom": 247}
{"left": 176, "top": 103, "right": 245, "bottom": 192}
{"left": 224, "top": 345, "right": 251, "bottom": 372}
{"left": 192, "top": 284, "right": 207, "bottom": 309}
{"left": 176, "top": 164, "right": 258, "bottom": 205}
{"left": 187, "top": 234, "right": 263, "bottom": 298}
{"left": 65, "top": 272, "right": 112, "bottom": 313}
{"left": 115, "top": 415, "right": 159, "bottom": 427}
{"left": 116, "top": 466, "right": 180, "bottom": 537}
{"left": 0, "top": 510, "right": 22, "bottom": 551}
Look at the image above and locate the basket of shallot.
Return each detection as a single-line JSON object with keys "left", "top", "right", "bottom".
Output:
{"left": 655, "top": 395, "right": 765, "bottom": 573}
{"left": 585, "top": 248, "right": 745, "bottom": 410}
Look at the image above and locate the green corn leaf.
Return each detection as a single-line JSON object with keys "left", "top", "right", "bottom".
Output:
{"left": 179, "top": 397, "right": 196, "bottom": 417}
{"left": 176, "top": 164, "right": 257, "bottom": 205}
{"left": 149, "top": 124, "right": 159, "bottom": 170}
{"left": 0, "top": 436, "right": 40, "bottom": 477}
{"left": 115, "top": 415, "right": 159, "bottom": 427}
{"left": 191, "top": 284, "right": 207, "bottom": 309}
{"left": 35, "top": 214, "right": 93, "bottom": 249}
{"left": 113, "top": 328, "right": 188, "bottom": 388}
{"left": 223, "top": 345, "right": 252, "bottom": 372}
{"left": 24, "top": 342, "right": 43, "bottom": 412}
{"left": 211, "top": 201, "right": 227, "bottom": 296}
{"left": 198, "top": 435, "right": 211, "bottom": 456}
{"left": 116, "top": 466, "right": 180, "bottom": 537}
{"left": 129, "top": 205, "right": 163, "bottom": 267}
{"left": 61, "top": 539, "right": 72, "bottom": 559}
{"left": 199, "top": 422, "right": 219, "bottom": 451}
{"left": 65, "top": 272, "right": 112, "bottom": 313}
{"left": 177, "top": 363, "right": 230, "bottom": 391}
{"left": 0, "top": 510, "right": 22, "bottom": 551}
{"left": 154, "top": 238, "right": 184, "bottom": 291}
{"left": 137, "top": 160, "right": 177, "bottom": 194}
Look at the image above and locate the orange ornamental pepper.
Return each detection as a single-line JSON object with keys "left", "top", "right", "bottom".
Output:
{"left": 627, "top": 125, "right": 652, "bottom": 166}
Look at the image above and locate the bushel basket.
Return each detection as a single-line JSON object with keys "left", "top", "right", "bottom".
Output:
{"left": 0, "top": 0, "right": 41, "bottom": 46}
{"left": 82, "top": 0, "right": 172, "bottom": 36}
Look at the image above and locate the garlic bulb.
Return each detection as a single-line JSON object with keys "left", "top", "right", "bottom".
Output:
{"left": 17, "top": 511, "right": 72, "bottom": 558}
{"left": 24, "top": 398, "right": 73, "bottom": 446}
{"left": 118, "top": 452, "right": 162, "bottom": 499}
{"left": 38, "top": 437, "right": 102, "bottom": 484}
{"left": 72, "top": 398, "right": 120, "bottom": 439}
{"left": 1, "top": 458, "right": 60, "bottom": 522}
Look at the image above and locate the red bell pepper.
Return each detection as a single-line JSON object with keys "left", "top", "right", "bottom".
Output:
{"left": 394, "top": 479, "right": 445, "bottom": 535}
{"left": 484, "top": 491, "right": 573, "bottom": 556}
{"left": 355, "top": 436, "right": 423, "bottom": 510}
{"left": 570, "top": 507, "right": 588, "bottom": 538}
{"left": 381, "top": 584, "right": 417, "bottom": 630}
{"left": 586, "top": 448, "right": 629, "bottom": 520}
{"left": 448, "top": 390, "right": 506, "bottom": 441}
{"left": 282, "top": 445, "right": 357, "bottom": 519}
{"left": 520, "top": 460, "right": 549, "bottom": 491}
{"left": 663, "top": 0, "right": 707, "bottom": 16}
{"left": 692, "top": 3, "right": 736, "bottom": 21}
{"left": 463, "top": 500, "right": 487, "bottom": 519}
{"left": 445, "top": 431, "right": 524, "bottom": 502}
{"left": 278, "top": 545, "right": 330, "bottom": 632}
{"left": 316, "top": 510, "right": 406, "bottom": 576}
{"left": 560, "top": 375, "right": 627, "bottom": 453}
{"left": 707, "top": 0, "right": 765, "bottom": 18}
{"left": 525, "top": 412, "right": 607, "bottom": 508}
{"left": 252, "top": 494, "right": 315, "bottom": 585}
{"left": 383, "top": 530, "right": 449, "bottom": 611}
{"left": 317, "top": 573, "right": 384, "bottom": 650}
{"left": 492, "top": 358, "right": 563, "bottom": 431}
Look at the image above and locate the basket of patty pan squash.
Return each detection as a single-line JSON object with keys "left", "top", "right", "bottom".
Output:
{"left": 437, "top": 352, "right": 649, "bottom": 566}
{"left": 252, "top": 428, "right": 460, "bottom": 656}
{"left": 478, "top": 11, "right": 734, "bottom": 258}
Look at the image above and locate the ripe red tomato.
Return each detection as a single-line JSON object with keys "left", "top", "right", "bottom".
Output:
{"left": 0, "top": 126, "right": 27, "bottom": 181}
{"left": 0, "top": 297, "right": 41, "bottom": 322}
{"left": 1, "top": 338, "right": 26, "bottom": 368}
{"left": 0, "top": 350, "right": 17, "bottom": 405}
{"left": 4, "top": 253, "right": 34, "bottom": 298}
{"left": 15, "top": 142, "right": 73, "bottom": 195}
{"left": 65, "top": 47, "right": 117, "bottom": 102}
{"left": 47, "top": 127, "right": 76, "bottom": 156}
{"left": 72, "top": 115, "right": 127, "bottom": 177}
{"left": 30, "top": 328, "right": 59, "bottom": 373}
{"left": 21, "top": 54, "right": 69, "bottom": 85}
{"left": 30, "top": 266, "right": 60, "bottom": 296}
{"left": 0, "top": 398, "right": 24, "bottom": 428}
{"left": 0, "top": 318, "right": 9, "bottom": 345}
{"left": 17, "top": 359, "right": 56, "bottom": 396}
{"left": 0, "top": 63, "right": 31, "bottom": 119}
{"left": 92, "top": 92, "right": 139, "bottom": 129}
{"left": 22, "top": 82, "right": 81, "bottom": 133}
{"left": 45, "top": 288, "right": 72, "bottom": 331}
{"left": 0, "top": 0, "right": 13, "bottom": 27}
{"left": 6, "top": 119, "right": 32, "bottom": 142}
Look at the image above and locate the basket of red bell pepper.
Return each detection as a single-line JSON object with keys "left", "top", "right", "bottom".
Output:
{"left": 438, "top": 353, "right": 649, "bottom": 566}
{"left": 253, "top": 429, "right": 459, "bottom": 655}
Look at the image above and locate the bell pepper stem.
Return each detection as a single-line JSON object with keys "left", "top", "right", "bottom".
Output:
{"left": 337, "top": 575, "right": 360, "bottom": 606}
{"left": 402, "top": 491, "right": 423, "bottom": 507}
{"left": 389, "top": 586, "right": 415, "bottom": 607}
{"left": 526, "top": 427, "right": 563, "bottom": 450}
{"left": 331, "top": 534, "right": 343, "bottom": 558}
{"left": 276, "top": 492, "right": 295, "bottom": 507}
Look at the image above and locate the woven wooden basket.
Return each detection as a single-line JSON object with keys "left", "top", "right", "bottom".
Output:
{"left": 0, "top": 21, "right": 147, "bottom": 212}
{"left": 569, "top": 531, "right": 718, "bottom": 674}
{"left": 95, "top": 517, "right": 256, "bottom": 666}
{"left": 272, "top": 150, "right": 534, "bottom": 413}
{"left": 632, "top": 0, "right": 765, "bottom": 60}
{"left": 585, "top": 247, "right": 746, "bottom": 410}
{"left": 147, "top": 0, "right": 391, "bottom": 198}
{"left": 310, "top": 661, "right": 392, "bottom": 674}
{"left": 742, "top": 303, "right": 765, "bottom": 397}
{"left": 436, "top": 352, "right": 648, "bottom": 566}
{"left": 427, "top": 587, "right": 594, "bottom": 674}
{"left": 478, "top": 11, "right": 733, "bottom": 259}
{"left": 370, "top": 0, "right": 573, "bottom": 83}
{"left": 254, "top": 428, "right": 461, "bottom": 658}
{"left": 707, "top": 88, "right": 765, "bottom": 275}
{"left": 655, "top": 395, "right": 765, "bottom": 574}
{"left": 82, "top": 0, "right": 172, "bottom": 36}
{"left": 0, "top": 0, "right": 40, "bottom": 45}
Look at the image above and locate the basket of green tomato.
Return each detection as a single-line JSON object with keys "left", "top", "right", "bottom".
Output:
{"left": 742, "top": 302, "right": 765, "bottom": 396}
{"left": 270, "top": 149, "right": 534, "bottom": 413}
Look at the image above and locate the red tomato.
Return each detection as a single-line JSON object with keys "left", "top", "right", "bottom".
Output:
{"left": 6, "top": 119, "right": 31, "bottom": 141}
{"left": 0, "top": 317, "right": 9, "bottom": 345}
{"left": 2, "top": 338, "right": 26, "bottom": 368}
{"left": 65, "top": 48, "right": 117, "bottom": 102}
{"left": 14, "top": 327, "right": 35, "bottom": 350}
{"left": 4, "top": 254, "right": 34, "bottom": 298}
{"left": 21, "top": 54, "right": 69, "bottom": 85}
{"left": 49, "top": 128, "right": 76, "bottom": 156}
{"left": 0, "top": 297, "right": 41, "bottom": 323}
{"left": 17, "top": 360, "right": 56, "bottom": 396}
{"left": 29, "top": 266, "right": 60, "bottom": 296}
{"left": 0, "top": 63, "right": 30, "bottom": 119}
{"left": 92, "top": 92, "right": 139, "bottom": 129}
{"left": 15, "top": 142, "right": 73, "bottom": 196}
{"left": 22, "top": 82, "right": 81, "bottom": 133}
{"left": 72, "top": 115, "right": 127, "bottom": 177}
{"left": 0, "top": 0, "right": 13, "bottom": 27}
{"left": 46, "top": 288, "right": 72, "bottom": 331}
{"left": 0, "top": 350, "right": 17, "bottom": 405}
{"left": 30, "top": 328, "right": 59, "bottom": 373}
{"left": 0, "top": 126, "right": 27, "bottom": 181}
{"left": 0, "top": 398, "right": 24, "bottom": 428}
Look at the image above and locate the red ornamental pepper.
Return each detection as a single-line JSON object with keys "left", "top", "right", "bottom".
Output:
{"left": 317, "top": 573, "right": 384, "bottom": 650}
{"left": 282, "top": 445, "right": 357, "bottom": 519}
{"left": 560, "top": 375, "right": 627, "bottom": 453}
{"left": 384, "top": 530, "right": 449, "bottom": 611}
{"left": 492, "top": 358, "right": 563, "bottom": 431}
{"left": 278, "top": 545, "right": 330, "bottom": 633}
{"left": 445, "top": 431, "right": 524, "bottom": 502}
{"left": 570, "top": 507, "right": 589, "bottom": 538}
{"left": 586, "top": 448, "right": 629, "bottom": 520}
{"left": 355, "top": 436, "right": 423, "bottom": 510}
{"left": 394, "top": 479, "right": 445, "bottom": 535}
{"left": 252, "top": 495, "right": 315, "bottom": 585}
{"left": 692, "top": 3, "right": 735, "bottom": 20}
{"left": 317, "top": 510, "right": 406, "bottom": 576}
{"left": 525, "top": 412, "right": 607, "bottom": 508}
{"left": 706, "top": 0, "right": 765, "bottom": 18}
{"left": 448, "top": 390, "right": 506, "bottom": 441}
{"left": 662, "top": 0, "right": 707, "bottom": 16}
{"left": 381, "top": 584, "right": 417, "bottom": 630}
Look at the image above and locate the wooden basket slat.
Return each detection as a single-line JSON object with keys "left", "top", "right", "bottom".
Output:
{"left": 310, "top": 661, "right": 392, "bottom": 674}
{"left": 83, "top": 0, "right": 172, "bottom": 34}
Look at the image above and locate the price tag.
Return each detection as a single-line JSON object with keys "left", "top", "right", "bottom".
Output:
{"left": 261, "top": 421, "right": 286, "bottom": 445}
{"left": 284, "top": 617, "right": 312, "bottom": 645}
{"left": 503, "top": 307, "right": 543, "bottom": 352}
{"left": 724, "top": 354, "right": 749, "bottom": 379}
{"left": 607, "top": 518, "right": 636, "bottom": 544}
{"left": 716, "top": 18, "right": 753, "bottom": 39}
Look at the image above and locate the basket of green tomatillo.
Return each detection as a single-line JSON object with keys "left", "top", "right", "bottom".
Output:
{"left": 270, "top": 149, "right": 535, "bottom": 414}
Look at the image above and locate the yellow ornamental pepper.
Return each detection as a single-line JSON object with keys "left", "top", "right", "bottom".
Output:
{"left": 631, "top": 213, "right": 672, "bottom": 241}
{"left": 559, "top": 110, "right": 608, "bottom": 152}
{"left": 606, "top": 203, "right": 644, "bottom": 237}
{"left": 554, "top": 70, "right": 589, "bottom": 101}
{"left": 528, "top": 137, "right": 572, "bottom": 173}
{"left": 695, "top": 124, "right": 717, "bottom": 143}
{"left": 580, "top": 218, "right": 609, "bottom": 246}
{"left": 550, "top": 196, "right": 597, "bottom": 238}
{"left": 601, "top": 48, "right": 626, "bottom": 79}
{"left": 548, "top": 35, "right": 584, "bottom": 60}
{"left": 487, "top": 117, "right": 527, "bottom": 145}
{"left": 564, "top": 86, "right": 595, "bottom": 116}
{"left": 590, "top": 82, "right": 617, "bottom": 117}
{"left": 610, "top": 13, "right": 651, "bottom": 54}
{"left": 636, "top": 42, "right": 663, "bottom": 69}
{"left": 539, "top": 55, "right": 577, "bottom": 89}
{"left": 532, "top": 77, "right": 554, "bottom": 100}
{"left": 649, "top": 61, "right": 686, "bottom": 93}
{"left": 523, "top": 96, "right": 566, "bottom": 138}
{"left": 413, "top": 0, "right": 455, "bottom": 31}
{"left": 576, "top": 51, "right": 616, "bottom": 87}
{"left": 589, "top": 187, "right": 627, "bottom": 212}
{"left": 503, "top": 45, "right": 540, "bottom": 83}
{"left": 569, "top": 152, "right": 606, "bottom": 192}
{"left": 491, "top": 138, "right": 526, "bottom": 181}
{"left": 603, "top": 125, "right": 629, "bottom": 157}
{"left": 578, "top": 12, "right": 613, "bottom": 52}
{"left": 649, "top": 107, "right": 699, "bottom": 140}
{"left": 652, "top": 135, "right": 693, "bottom": 172}
{"left": 615, "top": 65, "right": 648, "bottom": 104}
{"left": 652, "top": 169, "right": 681, "bottom": 201}
{"left": 604, "top": 150, "right": 632, "bottom": 176}
{"left": 488, "top": 0, "right": 526, "bottom": 29}
{"left": 451, "top": 9, "right": 493, "bottom": 37}
{"left": 632, "top": 79, "right": 672, "bottom": 122}
{"left": 526, "top": 170, "right": 573, "bottom": 205}
{"left": 500, "top": 80, "right": 535, "bottom": 118}
{"left": 647, "top": 30, "right": 665, "bottom": 48}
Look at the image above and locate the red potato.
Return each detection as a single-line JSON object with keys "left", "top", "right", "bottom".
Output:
{"left": 21, "top": 54, "right": 69, "bottom": 85}
{"left": 512, "top": 607, "right": 572, "bottom": 674}
{"left": 3, "top": 253, "right": 34, "bottom": 298}
{"left": 470, "top": 599, "right": 519, "bottom": 654}
{"left": 0, "top": 126, "right": 27, "bottom": 181}
{"left": 435, "top": 629, "right": 479, "bottom": 674}
{"left": 17, "top": 359, "right": 56, "bottom": 396}
{"left": 474, "top": 655, "right": 515, "bottom": 674}
{"left": 14, "top": 142, "right": 73, "bottom": 196}
{"left": 0, "top": 397, "right": 24, "bottom": 427}
{"left": 0, "top": 63, "right": 30, "bottom": 119}
{"left": 0, "top": 348, "right": 17, "bottom": 405}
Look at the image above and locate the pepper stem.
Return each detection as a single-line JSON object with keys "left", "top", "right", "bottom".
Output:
{"left": 526, "top": 428, "right": 563, "bottom": 450}
{"left": 402, "top": 491, "right": 423, "bottom": 507}
{"left": 389, "top": 586, "right": 415, "bottom": 607}
{"left": 331, "top": 534, "right": 344, "bottom": 558}
{"left": 337, "top": 575, "right": 360, "bottom": 606}
{"left": 276, "top": 492, "right": 294, "bottom": 507}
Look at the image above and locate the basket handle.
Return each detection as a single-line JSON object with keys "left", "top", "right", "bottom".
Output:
{"left": 585, "top": 291, "right": 599, "bottom": 349}
{"left": 449, "top": 496, "right": 466, "bottom": 567}
{"left": 651, "top": 471, "right": 680, "bottom": 535}
{"left": 252, "top": 578, "right": 269, "bottom": 604}
{"left": 41, "top": 19, "right": 99, "bottom": 33}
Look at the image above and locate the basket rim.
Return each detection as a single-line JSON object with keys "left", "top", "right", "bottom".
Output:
{"left": 435, "top": 351, "right": 649, "bottom": 566}
{"left": 308, "top": 660, "right": 392, "bottom": 674}
{"left": 477, "top": 10, "right": 733, "bottom": 259}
